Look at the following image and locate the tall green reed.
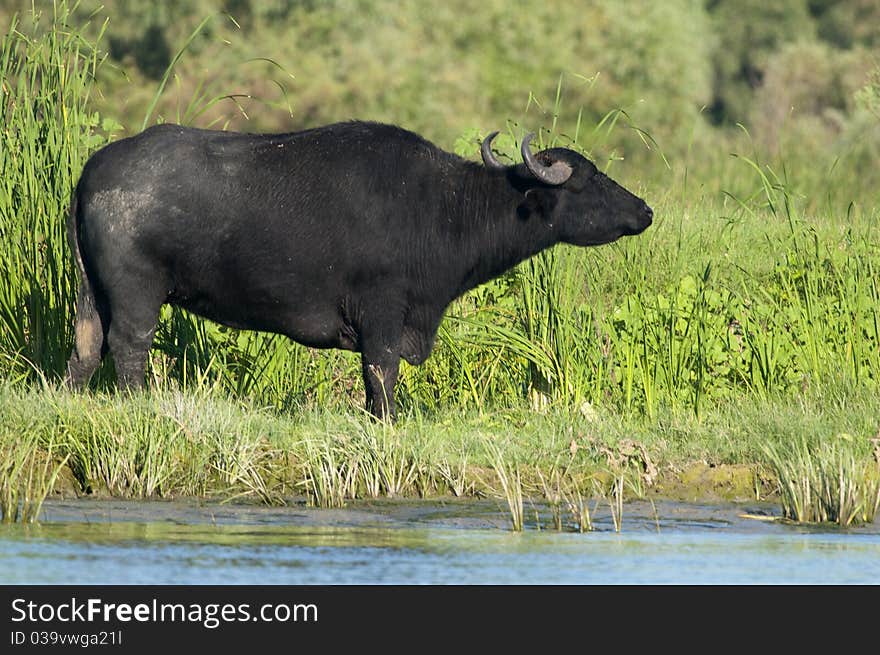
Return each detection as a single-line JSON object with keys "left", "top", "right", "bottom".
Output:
{"left": 0, "top": 2, "right": 110, "bottom": 380}
{"left": 0, "top": 431, "right": 69, "bottom": 523}
{"left": 764, "top": 434, "right": 880, "bottom": 526}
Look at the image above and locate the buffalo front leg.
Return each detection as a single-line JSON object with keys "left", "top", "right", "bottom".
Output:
{"left": 361, "top": 349, "right": 400, "bottom": 421}
{"left": 359, "top": 313, "right": 403, "bottom": 420}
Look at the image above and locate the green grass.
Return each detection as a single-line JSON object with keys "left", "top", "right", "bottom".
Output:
{"left": 763, "top": 435, "right": 880, "bottom": 526}
{"left": 484, "top": 440, "right": 525, "bottom": 531}
{"left": 0, "top": 429, "right": 69, "bottom": 523}
{"left": 0, "top": 2, "right": 111, "bottom": 381}
{"left": 3, "top": 382, "right": 879, "bottom": 518}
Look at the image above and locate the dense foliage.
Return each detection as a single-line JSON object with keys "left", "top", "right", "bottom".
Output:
{"left": 2, "top": 0, "right": 878, "bottom": 170}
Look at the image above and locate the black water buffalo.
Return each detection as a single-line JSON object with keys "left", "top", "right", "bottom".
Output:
{"left": 65, "top": 121, "right": 652, "bottom": 418}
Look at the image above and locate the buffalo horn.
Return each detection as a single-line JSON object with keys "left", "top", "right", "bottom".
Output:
{"left": 520, "top": 133, "right": 572, "bottom": 185}
{"left": 481, "top": 131, "right": 507, "bottom": 171}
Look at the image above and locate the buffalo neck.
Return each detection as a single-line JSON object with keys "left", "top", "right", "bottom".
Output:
{"left": 440, "top": 164, "right": 558, "bottom": 301}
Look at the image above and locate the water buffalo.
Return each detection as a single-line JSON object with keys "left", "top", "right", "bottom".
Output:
{"left": 65, "top": 121, "right": 652, "bottom": 418}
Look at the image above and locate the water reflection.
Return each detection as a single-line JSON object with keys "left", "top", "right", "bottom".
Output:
{"left": 1, "top": 499, "right": 878, "bottom": 584}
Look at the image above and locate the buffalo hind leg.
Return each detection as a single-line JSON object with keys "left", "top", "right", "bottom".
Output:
{"left": 105, "top": 300, "right": 162, "bottom": 391}
{"left": 66, "top": 282, "right": 108, "bottom": 389}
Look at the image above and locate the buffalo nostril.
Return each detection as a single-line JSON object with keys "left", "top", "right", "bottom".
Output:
{"left": 643, "top": 203, "right": 653, "bottom": 221}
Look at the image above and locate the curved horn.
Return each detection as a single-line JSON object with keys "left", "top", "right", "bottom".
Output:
{"left": 481, "top": 131, "right": 506, "bottom": 171}
{"left": 520, "top": 133, "right": 572, "bottom": 185}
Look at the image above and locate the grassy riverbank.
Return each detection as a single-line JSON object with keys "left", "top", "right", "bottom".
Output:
{"left": 3, "top": 383, "right": 878, "bottom": 526}
{"left": 2, "top": 4, "right": 879, "bottom": 527}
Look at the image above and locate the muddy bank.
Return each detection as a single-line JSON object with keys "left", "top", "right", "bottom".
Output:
{"left": 26, "top": 496, "right": 755, "bottom": 535}
{"left": 652, "top": 462, "right": 764, "bottom": 501}
{"left": 34, "top": 495, "right": 877, "bottom": 536}
{"left": 47, "top": 459, "right": 769, "bottom": 505}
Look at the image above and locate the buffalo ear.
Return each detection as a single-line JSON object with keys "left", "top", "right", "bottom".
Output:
{"left": 518, "top": 188, "right": 558, "bottom": 221}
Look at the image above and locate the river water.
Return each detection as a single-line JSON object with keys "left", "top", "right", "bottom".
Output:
{"left": 1, "top": 498, "right": 878, "bottom": 584}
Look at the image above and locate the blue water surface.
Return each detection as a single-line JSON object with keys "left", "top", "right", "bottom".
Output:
{"left": 1, "top": 499, "right": 878, "bottom": 584}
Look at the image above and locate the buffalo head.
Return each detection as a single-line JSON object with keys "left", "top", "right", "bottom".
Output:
{"left": 482, "top": 132, "right": 653, "bottom": 246}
